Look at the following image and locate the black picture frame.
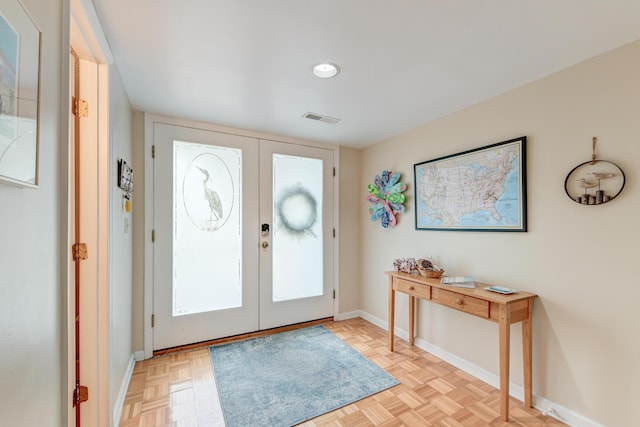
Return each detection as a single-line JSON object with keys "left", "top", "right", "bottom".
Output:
{"left": 413, "top": 136, "right": 527, "bottom": 232}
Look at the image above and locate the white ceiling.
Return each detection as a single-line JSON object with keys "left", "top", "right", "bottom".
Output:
{"left": 92, "top": 0, "right": 640, "bottom": 148}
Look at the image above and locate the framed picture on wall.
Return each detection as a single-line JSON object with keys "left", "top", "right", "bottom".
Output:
{"left": 414, "top": 136, "right": 527, "bottom": 232}
{"left": 0, "top": 0, "right": 41, "bottom": 188}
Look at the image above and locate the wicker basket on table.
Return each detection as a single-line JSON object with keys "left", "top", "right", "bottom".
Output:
{"left": 416, "top": 258, "right": 444, "bottom": 278}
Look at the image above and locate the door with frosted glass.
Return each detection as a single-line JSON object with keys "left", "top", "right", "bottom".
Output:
{"left": 152, "top": 124, "right": 334, "bottom": 350}
{"left": 258, "top": 140, "right": 334, "bottom": 329}
{"left": 153, "top": 123, "right": 259, "bottom": 350}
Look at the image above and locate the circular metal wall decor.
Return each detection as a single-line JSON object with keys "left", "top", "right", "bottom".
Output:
{"left": 564, "top": 138, "right": 625, "bottom": 205}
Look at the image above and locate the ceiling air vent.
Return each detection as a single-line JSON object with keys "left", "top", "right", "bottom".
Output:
{"left": 302, "top": 112, "right": 341, "bottom": 124}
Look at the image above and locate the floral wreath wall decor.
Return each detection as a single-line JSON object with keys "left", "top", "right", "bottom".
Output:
{"left": 366, "top": 170, "right": 407, "bottom": 228}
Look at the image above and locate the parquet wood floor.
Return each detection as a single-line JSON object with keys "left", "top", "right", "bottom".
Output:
{"left": 119, "top": 318, "right": 566, "bottom": 426}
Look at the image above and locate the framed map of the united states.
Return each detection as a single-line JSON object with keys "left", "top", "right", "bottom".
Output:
{"left": 414, "top": 137, "right": 527, "bottom": 232}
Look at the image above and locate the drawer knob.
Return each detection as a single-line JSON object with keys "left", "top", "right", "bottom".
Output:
{"left": 409, "top": 286, "right": 415, "bottom": 291}
{"left": 456, "top": 298, "right": 464, "bottom": 305}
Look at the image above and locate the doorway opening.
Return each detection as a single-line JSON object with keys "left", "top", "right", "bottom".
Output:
{"left": 68, "top": 2, "right": 112, "bottom": 424}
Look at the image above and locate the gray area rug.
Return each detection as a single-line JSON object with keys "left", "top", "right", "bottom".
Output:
{"left": 209, "top": 325, "right": 399, "bottom": 426}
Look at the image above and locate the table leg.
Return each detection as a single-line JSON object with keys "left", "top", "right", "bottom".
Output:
{"left": 388, "top": 277, "right": 395, "bottom": 352}
{"left": 499, "top": 304, "right": 511, "bottom": 421}
{"left": 522, "top": 300, "right": 533, "bottom": 408}
{"left": 409, "top": 295, "right": 415, "bottom": 346}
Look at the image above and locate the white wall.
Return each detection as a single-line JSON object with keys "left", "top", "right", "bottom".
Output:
{"left": 360, "top": 40, "right": 640, "bottom": 427}
{"left": 131, "top": 111, "right": 145, "bottom": 352}
{"left": 0, "top": 0, "right": 68, "bottom": 425}
{"left": 0, "top": 3, "right": 134, "bottom": 425}
{"left": 109, "top": 64, "right": 133, "bottom": 420}
{"left": 338, "top": 146, "right": 362, "bottom": 315}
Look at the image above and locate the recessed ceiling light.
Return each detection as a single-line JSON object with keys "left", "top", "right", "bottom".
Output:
{"left": 312, "top": 62, "right": 340, "bottom": 79}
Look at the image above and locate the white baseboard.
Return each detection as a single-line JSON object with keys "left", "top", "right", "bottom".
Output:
{"left": 133, "top": 350, "right": 145, "bottom": 361}
{"left": 113, "top": 354, "right": 136, "bottom": 427}
{"left": 534, "top": 396, "right": 605, "bottom": 427}
{"left": 356, "top": 310, "right": 601, "bottom": 427}
{"left": 335, "top": 310, "right": 362, "bottom": 321}
{"left": 357, "top": 310, "right": 388, "bottom": 331}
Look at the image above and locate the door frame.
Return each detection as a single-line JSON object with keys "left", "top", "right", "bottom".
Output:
{"left": 142, "top": 113, "right": 341, "bottom": 358}
{"left": 67, "top": 1, "right": 113, "bottom": 425}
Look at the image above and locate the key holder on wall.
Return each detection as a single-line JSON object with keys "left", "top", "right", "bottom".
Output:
{"left": 564, "top": 137, "right": 625, "bottom": 205}
{"left": 118, "top": 159, "right": 133, "bottom": 212}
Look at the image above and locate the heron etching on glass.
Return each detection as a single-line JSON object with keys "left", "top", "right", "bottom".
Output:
{"left": 196, "top": 166, "right": 223, "bottom": 222}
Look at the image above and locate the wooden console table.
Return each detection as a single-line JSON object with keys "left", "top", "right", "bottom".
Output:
{"left": 386, "top": 271, "right": 537, "bottom": 421}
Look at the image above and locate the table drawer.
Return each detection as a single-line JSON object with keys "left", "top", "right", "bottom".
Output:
{"left": 432, "top": 288, "right": 489, "bottom": 318}
{"left": 394, "top": 278, "right": 431, "bottom": 300}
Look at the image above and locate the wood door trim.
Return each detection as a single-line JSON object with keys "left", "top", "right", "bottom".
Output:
{"left": 70, "top": 48, "right": 85, "bottom": 425}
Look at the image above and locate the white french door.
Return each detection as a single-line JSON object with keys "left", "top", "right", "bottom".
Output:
{"left": 152, "top": 123, "right": 334, "bottom": 350}
{"left": 259, "top": 140, "right": 334, "bottom": 329}
{"left": 153, "top": 123, "right": 260, "bottom": 350}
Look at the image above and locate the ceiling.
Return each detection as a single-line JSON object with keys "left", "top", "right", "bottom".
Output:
{"left": 92, "top": 0, "right": 640, "bottom": 148}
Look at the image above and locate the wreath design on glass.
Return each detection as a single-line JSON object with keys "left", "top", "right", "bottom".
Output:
{"left": 366, "top": 170, "right": 407, "bottom": 228}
